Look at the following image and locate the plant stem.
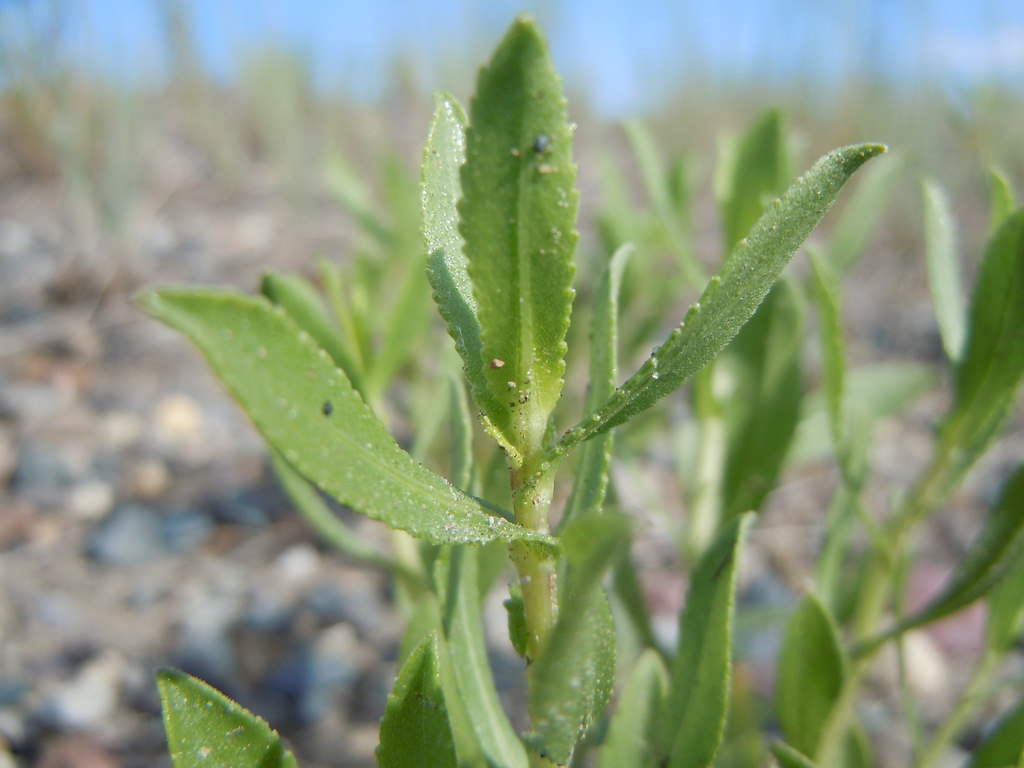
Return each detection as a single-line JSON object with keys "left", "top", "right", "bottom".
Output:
{"left": 510, "top": 467, "right": 558, "bottom": 663}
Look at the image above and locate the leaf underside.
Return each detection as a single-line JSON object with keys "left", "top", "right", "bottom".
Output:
{"left": 138, "top": 289, "right": 557, "bottom": 556}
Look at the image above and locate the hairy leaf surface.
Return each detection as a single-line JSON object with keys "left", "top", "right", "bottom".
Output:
{"left": 139, "top": 290, "right": 556, "bottom": 554}
{"left": 157, "top": 669, "right": 298, "bottom": 768}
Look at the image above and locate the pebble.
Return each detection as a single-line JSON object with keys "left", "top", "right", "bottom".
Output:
{"left": 97, "top": 411, "right": 142, "bottom": 450}
{"left": 40, "top": 651, "right": 124, "bottom": 730}
{"left": 67, "top": 480, "right": 115, "bottom": 520}
{"left": 273, "top": 544, "right": 321, "bottom": 586}
{"left": 87, "top": 504, "right": 166, "bottom": 565}
{"left": 159, "top": 508, "right": 213, "bottom": 552}
{"left": 300, "top": 623, "right": 365, "bottom": 723}
{"left": 126, "top": 457, "right": 170, "bottom": 499}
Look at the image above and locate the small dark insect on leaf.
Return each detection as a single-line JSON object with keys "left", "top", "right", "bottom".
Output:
{"left": 322, "top": 401, "right": 333, "bottom": 416}
{"left": 533, "top": 134, "right": 551, "bottom": 153}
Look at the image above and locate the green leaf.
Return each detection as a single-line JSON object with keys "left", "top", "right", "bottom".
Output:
{"left": 720, "top": 277, "right": 805, "bottom": 517}
{"left": 377, "top": 633, "right": 458, "bottom": 768}
{"left": 776, "top": 594, "right": 846, "bottom": 757}
{"left": 809, "top": 251, "right": 846, "bottom": 460}
{"left": 504, "top": 583, "right": 529, "bottom": 660}
{"left": 138, "top": 289, "right": 556, "bottom": 556}
{"left": 859, "top": 466, "right": 1024, "bottom": 653}
{"left": 823, "top": 151, "right": 903, "bottom": 275}
{"left": 596, "top": 649, "right": 668, "bottom": 768}
{"left": 987, "top": 522, "right": 1024, "bottom": 653}
{"left": 550, "top": 144, "right": 886, "bottom": 460}
{"left": 269, "top": 450, "right": 399, "bottom": 572}
{"left": 964, "top": 695, "right": 1024, "bottom": 768}
{"left": 365, "top": 260, "right": 430, "bottom": 395}
{"left": 719, "top": 108, "right": 789, "bottom": 255}
{"left": 623, "top": 121, "right": 702, "bottom": 283}
{"left": 527, "top": 513, "right": 630, "bottom": 765}
{"left": 459, "top": 16, "right": 578, "bottom": 456}
{"left": 988, "top": 167, "right": 1016, "bottom": 237}
{"left": 157, "top": 668, "right": 298, "bottom": 768}
{"left": 770, "top": 741, "right": 820, "bottom": 768}
{"left": 789, "top": 362, "right": 935, "bottom": 465}
{"left": 261, "top": 271, "right": 365, "bottom": 394}
{"left": 422, "top": 92, "right": 496, "bottom": 425}
{"left": 657, "top": 513, "right": 753, "bottom": 768}
{"left": 440, "top": 548, "right": 529, "bottom": 768}
{"left": 940, "top": 207, "right": 1024, "bottom": 491}
{"left": 527, "top": 587, "right": 615, "bottom": 766}
{"left": 922, "top": 179, "right": 967, "bottom": 363}
{"left": 560, "top": 244, "right": 632, "bottom": 530}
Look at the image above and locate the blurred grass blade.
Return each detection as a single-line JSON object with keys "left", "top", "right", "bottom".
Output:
{"left": 459, "top": 17, "right": 578, "bottom": 453}
{"left": 261, "top": 271, "right": 365, "bottom": 393}
{"left": 718, "top": 108, "right": 789, "bottom": 255}
{"left": 138, "top": 289, "right": 556, "bottom": 555}
{"left": 623, "top": 121, "right": 702, "bottom": 283}
{"left": 964, "top": 695, "right": 1024, "bottom": 768}
{"left": 560, "top": 244, "right": 632, "bottom": 530}
{"left": 776, "top": 594, "right": 846, "bottom": 757}
{"left": 987, "top": 523, "right": 1024, "bottom": 652}
{"left": 550, "top": 144, "right": 886, "bottom": 461}
{"left": 377, "top": 633, "right": 457, "bottom": 768}
{"left": 770, "top": 741, "right": 821, "bottom": 768}
{"left": 859, "top": 466, "right": 1024, "bottom": 654}
{"left": 448, "top": 375, "right": 475, "bottom": 492}
{"left": 657, "top": 513, "right": 752, "bottom": 768}
{"left": 157, "top": 668, "right": 298, "bottom": 768}
{"left": 325, "top": 151, "right": 391, "bottom": 245}
{"left": 987, "top": 167, "right": 1016, "bottom": 237}
{"left": 721, "top": 277, "right": 805, "bottom": 518}
{"left": 269, "top": 449, "right": 401, "bottom": 572}
{"left": 596, "top": 649, "right": 668, "bottom": 768}
{"left": 790, "top": 362, "right": 934, "bottom": 465}
{"left": 441, "top": 548, "right": 529, "bottom": 768}
{"left": 365, "top": 260, "right": 430, "bottom": 394}
{"left": 938, "top": 207, "right": 1024, "bottom": 494}
{"left": 922, "top": 179, "right": 967, "bottom": 363}
{"left": 809, "top": 250, "right": 846, "bottom": 460}
{"left": 527, "top": 513, "right": 630, "bottom": 765}
{"left": 318, "top": 257, "right": 367, "bottom": 376}
{"left": 824, "top": 151, "right": 903, "bottom": 275}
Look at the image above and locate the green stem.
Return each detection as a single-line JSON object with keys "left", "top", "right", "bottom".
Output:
{"left": 510, "top": 468, "right": 557, "bottom": 663}
{"left": 686, "top": 366, "right": 725, "bottom": 559}
{"left": 915, "top": 649, "right": 1000, "bottom": 768}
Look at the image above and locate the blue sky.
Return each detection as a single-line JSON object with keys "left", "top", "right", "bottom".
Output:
{"left": 5, "top": 0, "right": 1024, "bottom": 116}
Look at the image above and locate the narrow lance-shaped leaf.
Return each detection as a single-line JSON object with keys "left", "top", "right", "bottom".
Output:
{"left": 964, "top": 695, "right": 1024, "bottom": 768}
{"left": 157, "top": 669, "right": 298, "bottom": 768}
{"left": 596, "top": 649, "right": 668, "bottom": 768}
{"left": 720, "top": 277, "right": 805, "bottom": 518}
{"left": 657, "top": 513, "right": 753, "bottom": 768}
{"left": 938, "top": 207, "right": 1024, "bottom": 492}
{"left": 440, "top": 547, "right": 529, "bottom": 768}
{"left": 809, "top": 250, "right": 846, "bottom": 460}
{"left": 776, "top": 593, "right": 846, "bottom": 758}
{"left": 858, "top": 465, "right": 1024, "bottom": 653}
{"left": 770, "top": 741, "right": 821, "bottom": 768}
{"left": 460, "top": 16, "right": 578, "bottom": 457}
{"left": 377, "top": 633, "right": 458, "bottom": 768}
{"left": 526, "top": 513, "right": 630, "bottom": 765}
{"left": 987, "top": 167, "right": 1016, "bottom": 237}
{"left": 922, "top": 179, "right": 967, "bottom": 363}
{"left": 138, "top": 290, "right": 556, "bottom": 556}
{"left": 719, "top": 108, "right": 789, "bottom": 255}
{"left": 987, "top": 524, "right": 1024, "bottom": 653}
{"left": 549, "top": 144, "right": 886, "bottom": 461}
{"left": 422, "top": 92, "right": 498, "bottom": 428}
{"left": 560, "top": 244, "right": 632, "bottom": 530}
{"left": 261, "top": 271, "right": 364, "bottom": 394}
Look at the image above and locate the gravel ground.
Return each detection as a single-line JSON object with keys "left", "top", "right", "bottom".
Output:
{"left": 0, "top": 107, "right": 1020, "bottom": 768}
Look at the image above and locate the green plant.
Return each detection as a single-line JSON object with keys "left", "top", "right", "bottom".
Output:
{"left": 139, "top": 16, "right": 1024, "bottom": 768}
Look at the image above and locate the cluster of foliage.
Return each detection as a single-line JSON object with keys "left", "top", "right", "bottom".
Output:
{"left": 140, "top": 17, "right": 1024, "bottom": 768}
